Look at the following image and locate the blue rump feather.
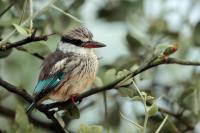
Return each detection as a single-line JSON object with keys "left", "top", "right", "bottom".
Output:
{"left": 26, "top": 72, "right": 65, "bottom": 114}
{"left": 33, "top": 72, "right": 64, "bottom": 95}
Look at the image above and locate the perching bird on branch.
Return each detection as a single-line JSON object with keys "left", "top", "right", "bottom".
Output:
{"left": 27, "top": 26, "right": 106, "bottom": 113}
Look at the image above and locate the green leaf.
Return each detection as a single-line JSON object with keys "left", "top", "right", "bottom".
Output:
{"left": 98, "top": 1, "right": 142, "bottom": 21}
{"left": 154, "top": 43, "right": 178, "bottom": 57}
{"left": 23, "top": 42, "right": 51, "bottom": 56}
{"left": 193, "top": 21, "right": 200, "bottom": 46}
{"left": 130, "top": 64, "right": 139, "bottom": 72}
{"left": 14, "top": 105, "right": 33, "bottom": 133}
{"left": 116, "top": 69, "right": 129, "bottom": 79}
{"left": 118, "top": 87, "right": 135, "bottom": 97}
{"left": 126, "top": 32, "right": 143, "bottom": 53}
{"left": 61, "top": 103, "right": 80, "bottom": 119}
{"left": 131, "top": 96, "right": 143, "bottom": 101}
{"left": 0, "top": 89, "right": 9, "bottom": 101}
{"left": 0, "top": 48, "right": 12, "bottom": 58}
{"left": 103, "top": 68, "right": 117, "bottom": 84}
{"left": 148, "top": 102, "right": 158, "bottom": 117}
{"left": 94, "top": 77, "right": 103, "bottom": 87}
{"left": 12, "top": 23, "right": 28, "bottom": 36}
{"left": 116, "top": 69, "right": 133, "bottom": 86}
{"left": 77, "top": 124, "right": 103, "bottom": 133}
{"left": 131, "top": 95, "right": 154, "bottom": 102}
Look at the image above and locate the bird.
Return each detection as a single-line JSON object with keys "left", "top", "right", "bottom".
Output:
{"left": 27, "top": 26, "right": 106, "bottom": 113}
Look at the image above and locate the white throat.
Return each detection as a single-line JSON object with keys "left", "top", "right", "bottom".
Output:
{"left": 57, "top": 41, "right": 92, "bottom": 55}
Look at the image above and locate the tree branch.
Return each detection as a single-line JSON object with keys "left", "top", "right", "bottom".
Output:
{"left": 0, "top": 77, "right": 33, "bottom": 102}
{"left": 44, "top": 57, "right": 200, "bottom": 110}
{"left": 0, "top": 105, "right": 57, "bottom": 132}
{"left": 0, "top": 78, "right": 65, "bottom": 133}
{"left": 0, "top": 31, "right": 54, "bottom": 60}
{"left": 0, "top": 56, "right": 200, "bottom": 132}
{"left": 0, "top": 34, "right": 48, "bottom": 51}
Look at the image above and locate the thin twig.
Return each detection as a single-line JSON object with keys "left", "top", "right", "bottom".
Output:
{"left": 103, "top": 92, "right": 109, "bottom": 132}
{"left": 0, "top": 2, "right": 15, "bottom": 18}
{"left": 155, "top": 115, "right": 168, "bottom": 133}
{"left": 132, "top": 81, "right": 148, "bottom": 133}
{"left": 19, "top": 0, "right": 28, "bottom": 24}
{"left": 120, "top": 112, "right": 143, "bottom": 131}
{"left": 51, "top": 4, "right": 82, "bottom": 23}
{"left": 0, "top": 0, "right": 57, "bottom": 44}
{"left": 0, "top": 34, "right": 48, "bottom": 51}
{"left": 159, "top": 108, "right": 194, "bottom": 131}
{"left": 29, "top": 0, "right": 33, "bottom": 32}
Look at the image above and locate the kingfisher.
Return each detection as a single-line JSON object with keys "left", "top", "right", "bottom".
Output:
{"left": 27, "top": 26, "right": 106, "bottom": 113}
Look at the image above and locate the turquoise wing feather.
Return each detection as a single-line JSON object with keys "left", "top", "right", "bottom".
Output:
{"left": 33, "top": 72, "right": 65, "bottom": 96}
{"left": 26, "top": 72, "right": 64, "bottom": 113}
{"left": 26, "top": 52, "right": 78, "bottom": 114}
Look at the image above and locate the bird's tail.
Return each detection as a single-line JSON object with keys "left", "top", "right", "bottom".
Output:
{"left": 26, "top": 102, "right": 36, "bottom": 114}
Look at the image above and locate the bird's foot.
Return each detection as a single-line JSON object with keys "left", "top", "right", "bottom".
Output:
{"left": 69, "top": 94, "right": 79, "bottom": 104}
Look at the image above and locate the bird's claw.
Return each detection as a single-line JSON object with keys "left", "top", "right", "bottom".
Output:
{"left": 69, "top": 94, "right": 79, "bottom": 104}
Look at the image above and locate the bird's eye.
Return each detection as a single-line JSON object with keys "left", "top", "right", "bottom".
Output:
{"left": 61, "top": 36, "right": 83, "bottom": 46}
{"left": 72, "top": 39, "right": 83, "bottom": 46}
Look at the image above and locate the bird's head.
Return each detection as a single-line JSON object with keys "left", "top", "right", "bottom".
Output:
{"left": 57, "top": 26, "right": 106, "bottom": 54}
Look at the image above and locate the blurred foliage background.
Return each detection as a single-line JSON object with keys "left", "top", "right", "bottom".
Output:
{"left": 0, "top": 0, "right": 200, "bottom": 133}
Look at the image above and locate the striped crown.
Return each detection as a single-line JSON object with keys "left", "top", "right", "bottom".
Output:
{"left": 61, "top": 26, "right": 93, "bottom": 46}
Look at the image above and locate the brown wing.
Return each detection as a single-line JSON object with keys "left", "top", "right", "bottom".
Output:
{"left": 39, "top": 50, "right": 74, "bottom": 80}
{"left": 33, "top": 50, "right": 80, "bottom": 101}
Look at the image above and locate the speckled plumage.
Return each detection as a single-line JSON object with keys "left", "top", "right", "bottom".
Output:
{"left": 27, "top": 27, "right": 102, "bottom": 113}
{"left": 48, "top": 51, "right": 98, "bottom": 101}
{"left": 62, "top": 26, "right": 93, "bottom": 42}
